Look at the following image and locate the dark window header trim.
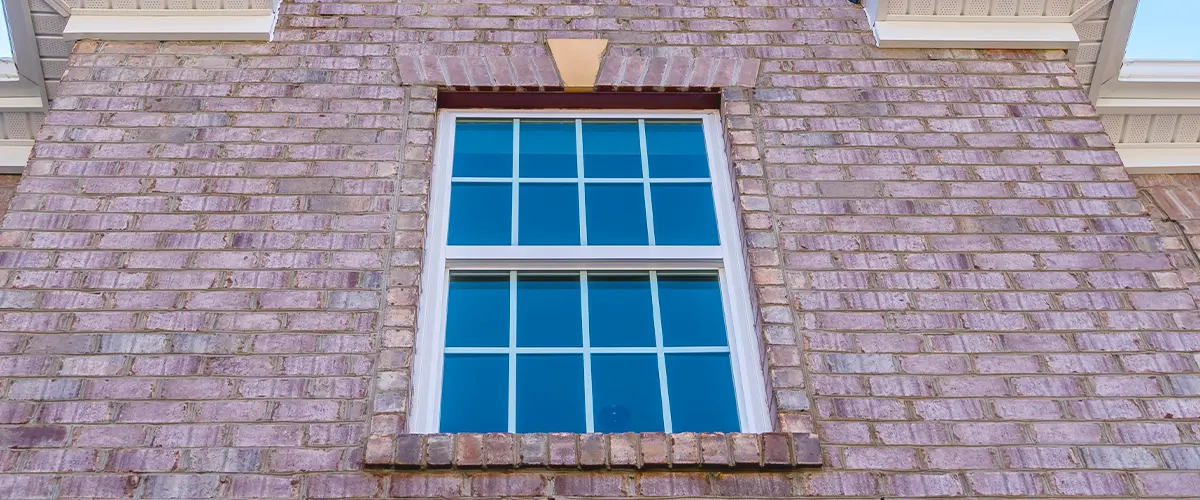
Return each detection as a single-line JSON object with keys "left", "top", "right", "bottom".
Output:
{"left": 437, "top": 91, "right": 721, "bottom": 110}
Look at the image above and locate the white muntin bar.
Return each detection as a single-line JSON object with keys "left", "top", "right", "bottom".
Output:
{"left": 580, "top": 271, "right": 595, "bottom": 433}
{"left": 507, "top": 270, "right": 518, "bottom": 433}
{"left": 638, "top": 119, "right": 658, "bottom": 247}
{"left": 511, "top": 119, "right": 521, "bottom": 246}
{"left": 576, "top": 119, "right": 588, "bottom": 247}
{"left": 648, "top": 270, "right": 673, "bottom": 433}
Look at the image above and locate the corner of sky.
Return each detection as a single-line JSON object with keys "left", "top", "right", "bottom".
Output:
{"left": 1125, "top": 0, "right": 1200, "bottom": 61}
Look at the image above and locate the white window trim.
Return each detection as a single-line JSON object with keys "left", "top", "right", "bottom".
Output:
{"left": 409, "top": 109, "right": 772, "bottom": 434}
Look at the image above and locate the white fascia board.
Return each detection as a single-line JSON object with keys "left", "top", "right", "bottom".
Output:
{"left": 1119, "top": 60, "right": 1200, "bottom": 82}
{"left": 0, "top": 140, "right": 33, "bottom": 174}
{"left": 1096, "top": 97, "right": 1200, "bottom": 114}
{"left": 63, "top": 10, "right": 277, "bottom": 41}
{"left": 1089, "top": 0, "right": 1138, "bottom": 103}
{"left": 871, "top": 20, "right": 1081, "bottom": 49}
{"left": 1097, "top": 61, "right": 1200, "bottom": 103}
{"left": 1117, "top": 144, "right": 1200, "bottom": 174}
{"left": 0, "top": 81, "right": 50, "bottom": 111}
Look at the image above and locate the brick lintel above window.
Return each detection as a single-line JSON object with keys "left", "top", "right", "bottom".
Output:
{"left": 365, "top": 432, "right": 820, "bottom": 470}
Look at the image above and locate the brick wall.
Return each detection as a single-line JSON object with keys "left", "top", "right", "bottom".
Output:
{"left": 1, "top": 0, "right": 1198, "bottom": 498}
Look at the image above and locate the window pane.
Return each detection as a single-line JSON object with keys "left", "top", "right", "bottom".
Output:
{"left": 592, "top": 354, "right": 664, "bottom": 433}
{"left": 440, "top": 354, "right": 508, "bottom": 433}
{"left": 646, "top": 121, "right": 709, "bottom": 178}
{"left": 516, "top": 274, "right": 582, "bottom": 347}
{"left": 583, "top": 121, "right": 642, "bottom": 178}
{"left": 666, "top": 353, "right": 739, "bottom": 432}
{"left": 449, "top": 182, "right": 511, "bottom": 245}
{"left": 516, "top": 354, "right": 585, "bottom": 432}
{"left": 650, "top": 183, "right": 719, "bottom": 245}
{"left": 585, "top": 183, "right": 649, "bottom": 245}
{"left": 659, "top": 272, "right": 727, "bottom": 347}
{"left": 519, "top": 183, "right": 580, "bottom": 245}
{"left": 519, "top": 120, "right": 576, "bottom": 178}
{"left": 446, "top": 273, "right": 509, "bottom": 348}
{"left": 588, "top": 273, "right": 655, "bottom": 347}
{"left": 454, "top": 120, "right": 513, "bottom": 177}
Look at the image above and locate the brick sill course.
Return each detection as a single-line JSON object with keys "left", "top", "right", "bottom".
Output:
{"left": 365, "top": 432, "right": 820, "bottom": 470}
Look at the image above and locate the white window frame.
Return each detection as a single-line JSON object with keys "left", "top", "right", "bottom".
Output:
{"left": 409, "top": 109, "right": 772, "bottom": 434}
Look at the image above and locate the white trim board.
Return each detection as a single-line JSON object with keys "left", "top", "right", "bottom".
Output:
{"left": 1117, "top": 144, "right": 1200, "bottom": 173}
{"left": 0, "top": 140, "right": 33, "bottom": 173}
{"left": 1119, "top": 60, "right": 1200, "bottom": 83}
{"left": 63, "top": 11, "right": 278, "bottom": 41}
{"left": 1096, "top": 97, "right": 1200, "bottom": 115}
{"left": 870, "top": 20, "right": 1081, "bottom": 49}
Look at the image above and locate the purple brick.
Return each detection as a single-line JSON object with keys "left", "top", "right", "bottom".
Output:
{"left": 888, "top": 474, "right": 964, "bottom": 497}
{"left": 470, "top": 473, "right": 547, "bottom": 497}
{"left": 967, "top": 472, "right": 1045, "bottom": 496}
{"left": 389, "top": 474, "right": 463, "bottom": 497}
{"left": 843, "top": 447, "right": 917, "bottom": 470}
{"left": 1052, "top": 471, "right": 1128, "bottom": 496}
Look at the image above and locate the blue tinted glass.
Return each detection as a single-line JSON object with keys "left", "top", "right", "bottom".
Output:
{"left": 449, "top": 182, "right": 511, "bottom": 245}
{"left": 440, "top": 354, "right": 508, "bottom": 432}
{"left": 659, "top": 273, "right": 727, "bottom": 347}
{"left": 650, "top": 183, "right": 719, "bottom": 245}
{"left": 645, "top": 121, "right": 709, "bottom": 178}
{"left": 666, "top": 353, "right": 739, "bottom": 432}
{"left": 516, "top": 274, "right": 582, "bottom": 347}
{"left": 592, "top": 354, "right": 663, "bottom": 433}
{"left": 518, "top": 183, "right": 580, "bottom": 245}
{"left": 588, "top": 273, "right": 654, "bottom": 347}
{"left": 583, "top": 121, "right": 642, "bottom": 178}
{"left": 445, "top": 273, "right": 509, "bottom": 348}
{"left": 519, "top": 120, "right": 576, "bottom": 178}
{"left": 516, "top": 354, "right": 585, "bottom": 433}
{"left": 454, "top": 120, "right": 513, "bottom": 177}
{"left": 585, "top": 183, "right": 649, "bottom": 245}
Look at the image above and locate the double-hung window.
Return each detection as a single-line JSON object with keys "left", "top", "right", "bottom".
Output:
{"left": 411, "top": 110, "right": 769, "bottom": 435}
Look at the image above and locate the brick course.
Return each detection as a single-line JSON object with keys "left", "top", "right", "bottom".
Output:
{"left": 0, "top": 175, "right": 18, "bottom": 222}
{"left": 1, "top": 0, "right": 1199, "bottom": 498}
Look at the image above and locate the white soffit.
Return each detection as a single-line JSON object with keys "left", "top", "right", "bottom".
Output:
{"left": 61, "top": 0, "right": 281, "bottom": 42}
{"left": 860, "top": 0, "right": 1114, "bottom": 49}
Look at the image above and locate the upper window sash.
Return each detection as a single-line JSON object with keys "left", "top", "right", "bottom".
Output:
{"left": 433, "top": 111, "right": 737, "bottom": 266}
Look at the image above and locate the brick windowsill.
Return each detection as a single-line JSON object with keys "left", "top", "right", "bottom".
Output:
{"left": 364, "top": 432, "right": 820, "bottom": 470}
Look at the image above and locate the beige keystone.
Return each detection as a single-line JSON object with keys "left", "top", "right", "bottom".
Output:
{"left": 547, "top": 38, "right": 609, "bottom": 92}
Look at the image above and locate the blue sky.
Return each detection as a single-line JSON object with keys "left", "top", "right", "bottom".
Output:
{"left": 0, "top": 4, "right": 11, "bottom": 59}
{"left": 1126, "top": 0, "right": 1200, "bottom": 60}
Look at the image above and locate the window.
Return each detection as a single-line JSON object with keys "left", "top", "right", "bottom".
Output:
{"left": 410, "top": 111, "right": 769, "bottom": 434}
